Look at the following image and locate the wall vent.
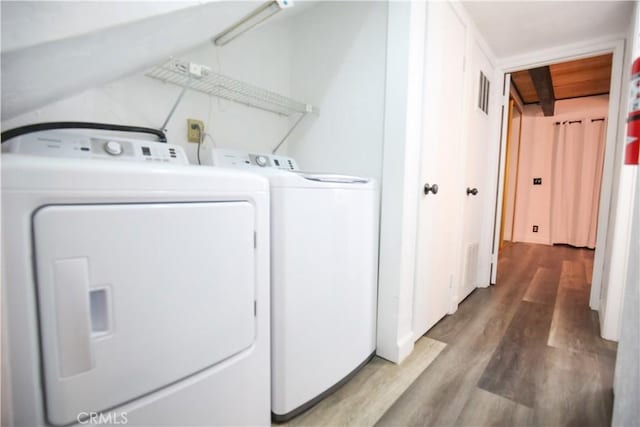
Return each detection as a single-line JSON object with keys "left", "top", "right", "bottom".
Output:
{"left": 478, "top": 71, "right": 490, "bottom": 115}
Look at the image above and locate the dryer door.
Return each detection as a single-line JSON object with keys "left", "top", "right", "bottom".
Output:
{"left": 33, "top": 202, "right": 256, "bottom": 426}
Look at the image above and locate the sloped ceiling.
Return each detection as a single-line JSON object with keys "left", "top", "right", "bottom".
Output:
{"left": 1, "top": 1, "right": 203, "bottom": 54}
{"left": 0, "top": 1, "right": 262, "bottom": 119}
{"left": 462, "top": 1, "right": 633, "bottom": 59}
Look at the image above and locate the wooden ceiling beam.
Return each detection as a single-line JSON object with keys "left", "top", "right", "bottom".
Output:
{"left": 529, "top": 66, "right": 555, "bottom": 116}
{"left": 511, "top": 70, "right": 538, "bottom": 103}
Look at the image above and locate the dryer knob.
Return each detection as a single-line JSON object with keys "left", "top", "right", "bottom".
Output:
{"left": 255, "top": 155, "right": 268, "bottom": 167}
{"left": 104, "top": 141, "right": 123, "bottom": 156}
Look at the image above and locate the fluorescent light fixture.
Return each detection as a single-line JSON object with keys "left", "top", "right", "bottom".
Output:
{"left": 214, "top": 0, "right": 291, "bottom": 46}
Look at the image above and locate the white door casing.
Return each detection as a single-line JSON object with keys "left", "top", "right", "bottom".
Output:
{"left": 489, "top": 39, "right": 627, "bottom": 341}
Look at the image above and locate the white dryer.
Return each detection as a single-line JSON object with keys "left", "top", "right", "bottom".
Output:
{"left": 1, "top": 131, "right": 271, "bottom": 426}
{"left": 207, "top": 149, "right": 379, "bottom": 422}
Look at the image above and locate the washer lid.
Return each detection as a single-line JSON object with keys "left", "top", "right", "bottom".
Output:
{"left": 297, "top": 172, "right": 370, "bottom": 184}
{"left": 267, "top": 171, "right": 377, "bottom": 189}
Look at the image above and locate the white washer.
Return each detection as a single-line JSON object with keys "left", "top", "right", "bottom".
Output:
{"left": 1, "top": 131, "right": 271, "bottom": 426}
{"left": 207, "top": 149, "right": 379, "bottom": 421}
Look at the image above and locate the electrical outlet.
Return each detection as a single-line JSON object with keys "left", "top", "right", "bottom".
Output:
{"left": 533, "top": 225, "right": 539, "bottom": 233}
{"left": 533, "top": 177, "right": 542, "bottom": 185}
{"left": 187, "top": 119, "right": 204, "bottom": 143}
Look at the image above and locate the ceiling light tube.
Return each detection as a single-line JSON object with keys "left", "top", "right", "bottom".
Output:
{"left": 214, "top": 1, "right": 285, "bottom": 46}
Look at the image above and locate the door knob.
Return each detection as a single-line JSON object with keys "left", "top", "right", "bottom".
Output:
{"left": 466, "top": 187, "right": 478, "bottom": 196}
{"left": 424, "top": 183, "right": 439, "bottom": 195}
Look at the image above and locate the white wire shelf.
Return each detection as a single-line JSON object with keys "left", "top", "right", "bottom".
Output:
{"left": 146, "top": 58, "right": 316, "bottom": 117}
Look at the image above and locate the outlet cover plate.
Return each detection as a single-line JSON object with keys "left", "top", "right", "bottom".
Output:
{"left": 187, "top": 119, "right": 204, "bottom": 143}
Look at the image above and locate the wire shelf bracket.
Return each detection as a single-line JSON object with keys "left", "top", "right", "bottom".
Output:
{"left": 146, "top": 58, "right": 317, "bottom": 117}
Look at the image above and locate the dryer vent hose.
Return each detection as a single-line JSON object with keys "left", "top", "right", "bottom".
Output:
{"left": 1, "top": 122, "right": 168, "bottom": 143}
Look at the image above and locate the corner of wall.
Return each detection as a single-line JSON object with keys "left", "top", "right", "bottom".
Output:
{"left": 376, "top": 1, "right": 425, "bottom": 364}
{"left": 597, "top": 30, "right": 635, "bottom": 338}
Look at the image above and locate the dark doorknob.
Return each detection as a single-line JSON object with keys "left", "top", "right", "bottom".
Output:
{"left": 424, "top": 183, "right": 439, "bottom": 195}
{"left": 466, "top": 187, "right": 479, "bottom": 196}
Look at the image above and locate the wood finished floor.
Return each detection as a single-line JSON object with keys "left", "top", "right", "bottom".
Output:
{"left": 377, "top": 242, "right": 617, "bottom": 427}
{"left": 278, "top": 336, "right": 445, "bottom": 427}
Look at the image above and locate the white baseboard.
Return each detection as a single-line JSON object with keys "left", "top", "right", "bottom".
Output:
{"left": 376, "top": 332, "right": 415, "bottom": 364}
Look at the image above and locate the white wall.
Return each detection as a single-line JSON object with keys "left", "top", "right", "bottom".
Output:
{"left": 612, "top": 157, "right": 640, "bottom": 425}
{"left": 598, "top": 2, "right": 639, "bottom": 341}
{"left": 512, "top": 96, "right": 609, "bottom": 244}
{"left": 283, "top": 1, "right": 387, "bottom": 181}
{"left": 612, "top": 115, "right": 640, "bottom": 425}
{"left": 612, "top": 4, "right": 640, "bottom": 420}
{"left": 376, "top": 1, "right": 425, "bottom": 363}
{"left": 2, "top": 1, "right": 388, "bottom": 174}
{"left": 2, "top": 21, "right": 294, "bottom": 165}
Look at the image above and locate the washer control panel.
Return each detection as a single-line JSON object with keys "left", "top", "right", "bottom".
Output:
{"left": 2, "top": 131, "right": 188, "bottom": 164}
{"left": 210, "top": 148, "right": 299, "bottom": 171}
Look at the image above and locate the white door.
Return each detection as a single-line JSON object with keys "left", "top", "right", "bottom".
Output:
{"left": 412, "top": 2, "right": 467, "bottom": 339}
{"left": 457, "top": 40, "right": 495, "bottom": 303}
{"left": 34, "top": 202, "right": 256, "bottom": 426}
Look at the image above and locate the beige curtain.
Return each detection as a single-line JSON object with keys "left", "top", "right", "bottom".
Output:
{"left": 550, "top": 118, "right": 606, "bottom": 248}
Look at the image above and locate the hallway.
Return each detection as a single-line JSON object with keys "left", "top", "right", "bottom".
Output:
{"left": 377, "top": 243, "right": 617, "bottom": 426}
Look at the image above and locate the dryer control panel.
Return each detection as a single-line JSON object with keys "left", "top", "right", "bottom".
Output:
{"left": 2, "top": 131, "right": 188, "bottom": 165}
{"left": 209, "top": 148, "right": 299, "bottom": 171}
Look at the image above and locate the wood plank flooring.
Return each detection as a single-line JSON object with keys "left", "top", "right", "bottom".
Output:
{"left": 377, "top": 242, "right": 617, "bottom": 427}
{"left": 277, "top": 336, "right": 445, "bottom": 426}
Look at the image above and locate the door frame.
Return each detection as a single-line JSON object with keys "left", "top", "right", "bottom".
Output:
{"left": 489, "top": 38, "right": 626, "bottom": 313}
{"left": 499, "top": 97, "right": 523, "bottom": 248}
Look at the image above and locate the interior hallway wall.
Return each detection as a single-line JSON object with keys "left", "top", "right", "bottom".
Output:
{"left": 1, "top": 20, "right": 293, "bottom": 165}
{"left": 598, "top": 1, "right": 639, "bottom": 344}
{"left": 611, "top": 7, "right": 639, "bottom": 416}
{"left": 284, "top": 1, "right": 388, "bottom": 181}
{"left": 512, "top": 95, "right": 609, "bottom": 245}
{"left": 612, "top": 153, "right": 640, "bottom": 425}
